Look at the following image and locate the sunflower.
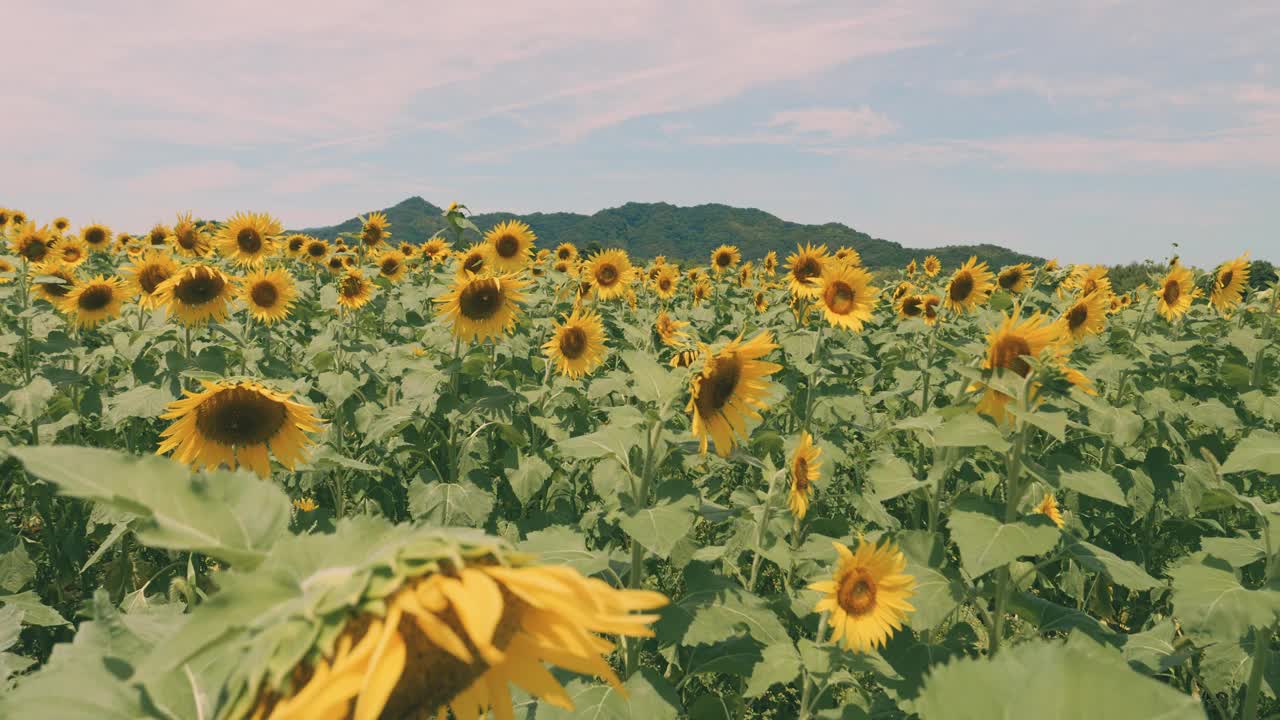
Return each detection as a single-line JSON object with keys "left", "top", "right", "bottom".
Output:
{"left": 397, "top": 241, "right": 418, "bottom": 259}
{"left": 357, "top": 211, "right": 392, "bottom": 249}
{"left": 810, "top": 538, "right": 916, "bottom": 653}
{"left": 325, "top": 255, "right": 348, "bottom": 273}
{"left": 546, "top": 242, "right": 575, "bottom": 264}
{"left": 553, "top": 259, "right": 574, "bottom": 275}
{"left": 944, "top": 256, "right": 995, "bottom": 314}
{"left": 788, "top": 431, "right": 822, "bottom": 519}
{"left": 898, "top": 294, "right": 925, "bottom": 321}
{"left": 1036, "top": 492, "right": 1065, "bottom": 528}
{"left": 157, "top": 379, "right": 322, "bottom": 478}
{"left": 817, "top": 264, "right": 878, "bottom": 332}
{"left": 336, "top": 270, "right": 375, "bottom": 311}
{"left": 692, "top": 279, "right": 712, "bottom": 306}
{"left": 687, "top": 331, "right": 781, "bottom": 457}
{"left": 711, "top": 245, "right": 741, "bottom": 273}
{"left": 973, "top": 306, "right": 1091, "bottom": 423}
{"left": 997, "top": 263, "right": 1033, "bottom": 293}
{"left": 242, "top": 267, "right": 297, "bottom": 324}
{"left": 217, "top": 211, "right": 280, "bottom": 266}
{"left": 655, "top": 310, "right": 690, "bottom": 348}
{"left": 0, "top": 208, "right": 10, "bottom": 228}
{"left": 283, "top": 234, "right": 310, "bottom": 258}
{"left": 51, "top": 216, "right": 71, "bottom": 234}
{"left": 920, "top": 294, "right": 941, "bottom": 326}
{"left": 80, "top": 223, "right": 113, "bottom": 252}
{"left": 54, "top": 236, "right": 89, "bottom": 267}
{"left": 292, "top": 497, "right": 318, "bottom": 513}
{"left": 303, "top": 237, "right": 329, "bottom": 263}
{"left": 422, "top": 236, "right": 452, "bottom": 264}
{"left": 1210, "top": 253, "right": 1250, "bottom": 313}
{"left": 834, "top": 246, "right": 861, "bottom": 266}
{"left": 171, "top": 211, "right": 210, "bottom": 257}
{"left": 152, "top": 264, "right": 236, "bottom": 326}
{"left": 754, "top": 290, "right": 768, "bottom": 313}
{"left": 481, "top": 219, "right": 535, "bottom": 272}
{"left": 376, "top": 250, "right": 409, "bottom": 283}
{"left": 905, "top": 259, "right": 918, "bottom": 277}
{"left": 1060, "top": 291, "right": 1108, "bottom": 342}
{"left": 587, "top": 249, "right": 635, "bottom": 301}
{"left": 436, "top": 273, "right": 530, "bottom": 342}
{"left": 1043, "top": 258, "right": 1060, "bottom": 273}
{"left": 653, "top": 265, "right": 680, "bottom": 299}
{"left": 29, "top": 261, "right": 77, "bottom": 305}
{"left": 0, "top": 258, "right": 14, "bottom": 284}
{"left": 1155, "top": 262, "right": 1200, "bottom": 322}
{"left": 543, "top": 308, "right": 607, "bottom": 379}
{"left": 146, "top": 223, "right": 171, "bottom": 247}
{"left": 669, "top": 349, "right": 700, "bottom": 368}
{"left": 763, "top": 250, "right": 778, "bottom": 275}
{"left": 737, "top": 262, "right": 753, "bottom": 287}
{"left": 122, "top": 250, "right": 179, "bottom": 309}
{"left": 8, "top": 210, "right": 27, "bottom": 227}
{"left": 1064, "top": 264, "right": 1112, "bottom": 300}
{"left": 456, "top": 243, "right": 491, "bottom": 278}
{"left": 892, "top": 281, "right": 913, "bottom": 302}
{"left": 60, "top": 275, "right": 126, "bottom": 328}
{"left": 923, "top": 255, "right": 941, "bottom": 277}
{"left": 785, "top": 243, "right": 828, "bottom": 299}
{"left": 11, "top": 223, "right": 53, "bottom": 262}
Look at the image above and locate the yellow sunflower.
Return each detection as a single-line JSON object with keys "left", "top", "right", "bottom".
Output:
{"left": 923, "top": 255, "right": 941, "bottom": 277}
{"left": 905, "top": 259, "right": 918, "bottom": 277}
{"left": 553, "top": 259, "right": 575, "bottom": 275}
{"left": 171, "top": 211, "right": 211, "bottom": 257}
{"left": 788, "top": 431, "right": 822, "bottom": 519}
{"left": 303, "top": 237, "right": 329, "bottom": 263}
{"left": 655, "top": 310, "right": 690, "bottom": 348}
{"left": 810, "top": 538, "right": 916, "bottom": 653}
{"left": 11, "top": 223, "right": 53, "bottom": 262}
{"left": 325, "top": 255, "right": 348, "bottom": 273}
{"left": 435, "top": 273, "right": 530, "bottom": 342}
{"left": 422, "top": 236, "right": 452, "bottom": 264}
{"left": 997, "top": 263, "right": 1033, "bottom": 293}
{"left": 711, "top": 244, "right": 741, "bottom": 273}
{"left": 0, "top": 208, "right": 10, "bottom": 228}
{"left": 587, "top": 249, "right": 635, "bottom": 301}
{"left": 817, "top": 264, "right": 878, "bottom": 332}
{"left": 1155, "top": 262, "right": 1200, "bottom": 322}
{"left": 1043, "top": 258, "right": 1060, "bottom": 273}
{"left": 1064, "top": 264, "right": 1112, "bottom": 300}
{"left": 786, "top": 243, "right": 828, "bottom": 299}
{"left": 763, "top": 250, "right": 778, "bottom": 275}
{"left": 920, "top": 294, "right": 941, "bottom": 326}
{"left": 754, "top": 290, "right": 768, "bottom": 313}
{"left": 54, "top": 236, "right": 89, "bottom": 267}
{"left": 484, "top": 219, "right": 536, "bottom": 272}
{"left": 898, "top": 294, "right": 925, "bottom": 321}
{"left": 0, "top": 258, "right": 15, "bottom": 284}
{"left": 60, "top": 275, "right": 126, "bottom": 329}
{"left": 283, "top": 234, "right": 310, "bottom": 258}
{"left": 692, "top": 279, "right": 712, "bottom": 306}
{"left": 152, "top": 264, "right": 237, "bottom": 326}
{"left": 737, "top": 262, "right": 754, "bottom": 287}
{"left": 1060, "top": 291, "right": 1108, "bottom": 342}
{"left": 8, "top": 210, "right": 27, "bottom": 227}
{"left": 29, "top": 261, "right": 77, "bottom": 305}
{"left": 146, "top": 223, "right": 171, "bottom": 247}
{"left": 554, "top": 242, "right": 579, "bottom": 262}
{"left": 653, "top": 265, "right": 680, "bottom": 299}
{"left": 398, "top": 241, "right": 418, "bottom": 259}
{"left": 543, "top": 307, "right": 607, "bottom": 379}
{"left": 51, "top": 216, "right": 71, "bottom": 234}
{"left": 336, "top": 270, "right": 375, "bottom": 311}
{"left": 122, "top": 250, "right": 180, "bottom": 309}
{"left": 1036, "top": 492, "right": 1065, "bottom": 528}
{"left": 892, "top": 281, "right": 913, "bottom": 302}
{"left": 944, "top": 256, "right": 995, "bottom": 314}
{"left": 376, "top": 250, "right": 409, "bottom": 283}
{"left": 157, "top": 379, "right": 323, "bottom": 478}
{"left": 687, "top": 331, "right": 782, "bottom": 457}
{"left": 973, "top": 306, "right": 1091, "bottom": 423}
{"left": 834, "top": 246, "right": 862, "bottom": 267}
{"left": 80, "top": 223, "right": 113, "bottom": 252}
{"left": 1210, "top": 253, "right": 1250, "bottom": 313}
{"left": 359, "top": 211, "right": 391, "bottom": 249}
{"left": 456, "top": 243, "right": 492, "bottom": 278}
{"left": 217, "top": 211, "right": 281, "bottom": 266}
{"left": 242, "top": 267, "right": 297, "bottom": 324}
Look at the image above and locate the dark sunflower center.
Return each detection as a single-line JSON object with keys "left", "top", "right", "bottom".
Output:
{"left": 250, "top": 281, "right": 279, "bottom": 308}
{"left": 1066, "top": 304, "right": 1088, "bottom": 330}
{"left": 86, "top": 228, "right": 107, "bottom": 246}
{"left": 62, "top": 247, "right": 82, "bottom": 262}
{"left": 45, "top": 275, "right": 72, "bottom": 297}
{"left": 176, "top": 228, "right": 197, "bottom": 249}
{"left": 304, "top": 242, "right": 324, "bottom": 258}
{"left": 328, "top": 257, "right": 345, "bottom": 270}
{"left": 78, "top": 285, "right": 113, "bottom": 311}
{"left": 696, "top": 354, "right": 742, "bottom": 415}
{"left": 340, "top": 276, "right": 365, "bottom": 297}
{"left": 659, "top": 277, "right": 672, "bottom": 292}
{"left": 1162, "top": 279, "right": 1181, "bottom": 305}
{"left": 287, "top": 237, "right": 304, "bottom": 252}
{"left": 237, "top": 228, "right": 263, "bottom": 254}
{"left": 999, "top": 270, "right": 1020, "bottom": 289}
{"left": 716, "top": 252, "right": 732, "bottom": 267}
{"left": 557, "top": 247, "right": 572, "bottom": 260}
{"left": 901, "top": 297, "right": 922, "bottom": 317}
{"left": 458, "top": 281, "right": 503, "bottom": 320}
{"left": 596, "top": 264, "right": 619, "bottom": 287}
{"left": 824, "top": 281, "right": 856, "bottom": 315}
{"left": 149, "top": 229, "right": 166, "bottom": 245}
{"left": 363, "top": 226, "right": 383, "bottom": 245}
{"left": 793, "top": 459, "right": 809, "bottom": 490}
{"left": 949, "top": 272, "right": 974, "bottom": 302}
{"left": 494, "top": 234, "right": 519, "bottom": 258}
{"left": 837, "top": 570, "right": 878, "bottom": 616}
{"left": 795, "top": 257, "right": 820, "bottom": 281}
{"left": 55, "top": 220, "right": 68, "bottom": 230}
{"left": 21, "top": 237, "right": 48, "bottom": 260}
{"left": 194, "top": 387, "right": 287, "bottom": 445}
{"left": 559, "top": 326, "right": 589, "bottom": 359}
{"left": 1219, "top": 270, "right": 1233, "bottom": 289}
{"left": 993, "top": 335, "right": 1034, "bottom": 377}
{"left": 138, "top": 265, "right": 172, "bottom": 294}
{"left": 174, "top": 271, "right": 226, "bottom": 306}
{"left": 463, "top": 253, "right": 485, "bottom": 274}
{"left": 381, "top": 258, "right": 401, "bottom": 275}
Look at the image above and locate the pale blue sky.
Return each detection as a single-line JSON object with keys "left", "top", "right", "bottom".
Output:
{"left": 5, "top": 1, "right": 1278, "bottom": 266}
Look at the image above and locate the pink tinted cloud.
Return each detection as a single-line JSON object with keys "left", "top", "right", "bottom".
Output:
{"left": 767, "top": 107, "right": 897, "bottom": 139}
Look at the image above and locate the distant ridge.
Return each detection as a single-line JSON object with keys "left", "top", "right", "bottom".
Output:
{"left": 295, "top": 196, "right": 1043, "bottom": 268}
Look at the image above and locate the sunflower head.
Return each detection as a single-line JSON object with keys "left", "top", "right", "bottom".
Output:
{"left": 892, "top": 281, "right": 913, "bottom": 301}
{"left": 898, "top": 294, "right": 925, "bottom": 321}
{"left": 905, "top": 259, "right": 918, "bottom": 277}
{"left": 944, "top": 256, "right": 996, "bottom": 314}
{"left": 1036, "top": 492, "right": 1065, "bottom": 528}
{"left": 336, "top": 270, "right": 375, "bottom": 311}
{"left": 763, "top": 250, "right": 778, "bottom": 275}
{"left": 1061, "top": 291, "right": 1108, "bottom": 341}
{"left": 0, "top": 208, "right": 10, "bottom": 228}
{"left": 555, "top": 242, "right": 579, "bottom": 261}
{"left": 483, "top": 219, "right": 536, "bottom": 272}
{"left": 171, "top": 211, "right": 210, "bottom": 257}
{"left": 653, "top": 265, "right": 680, "bottom": 299}
{"left": 656, "top": 310, "right": 691, "bottom": 347}
{"left": 686, "top": 331, "right": 782, "bottom": 456}
{"left": 61, "top": 275, "right": 126, "bottom": 328}
{"left": 1065, "top": 264, "right": 1112, "bottom": 301}
{"left": 543, "top": 307, "right": 608, "bottom": 379}
{"left": 436, "top": 273, "right": 530, "bottom": 342}
{"left": 810, "top": 538, "right": 916, "bottom": 653}
{"left": 422, "top": 236, "right": 451, "bottom": 264}
{"left": 587, "top": 249, "right": 635, "bottom": 300}
{"left": 785, "top": 243, "right": 828, "bottom": 298}
{"left": 920, "top": 294, "right": 941, "bottom": 326}
{"left": 284, "top": 234, "right": 310, "bottom": 257}
{"left": 1210, "top": 253, "right": 1250, "bottom": 313}
{"left": 1154, "top": 262, "right": 1200, "bottom": 322}
{"left": 242, "top": 268, "right": 297, "bottom": 324}
{"left": 54, "top": 236, "right": 89, "bottom": 266}
{"left": 29, "top": 261, "right": 77, "bottom": 304}
{"left": 817, "top": 264, "right": 879, "bottom": 332}
{"left": 456, "top": 243, "right": 492, "bottom": 278}
{"left": 923, "top": 255, "right": 941, "bottom": 277}
{"left": 217, "top": 211, "right": 281, "bottom": 266}
{"left": 8, "top": 210, "right": 27, "bottom": 227}
{"left": 80, "top": 223, "right": 114, "bottom": 251}
{"left": 711, "top": 244, "right": 742, "bottom": 273}
{"left": 325, "top": 254, "right": 348, "bottom": 273}
{"left": 51, "top": 216, "right": 71, "bottom": 233}
{"left": 153, "top": 264, "right": 236, "bottom": 326}
{"left": 0, "top": 258, "right": 15, "bottom": 285}
{"left": 377, "top": 250, "right": 409, "bottom": 283}
{"left": 754, "top": 290, "right": 768, "bottom": 313}
{"left": 360, "top": 211, "right": 391, "bottom": 248}
{"left": 997, "top": 263, "right": 1033, "bottom": 293}
{"left": 834, "top": 246, "right": 862, "bottom": 267}
{"left": 975, "top": 306, "right": 1090, "bottom": 422}
{"left": 122, "top": 249, "right": 179, "bottom": 309}
{"left": 303, "top": 237, "right": 329, "bottom": 262}
{"left": 789, "top": 431, "right": 822, "bottom": 519}
{"left": 12, "top": 223, "right": 53, "bottom": 262}
{"left": 146, "top": 223, "right": 170, "bottom": 247}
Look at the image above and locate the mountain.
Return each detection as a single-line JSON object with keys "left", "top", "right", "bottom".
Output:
{"left": 295, "top": 196, "right": 1043, "bottom": 268}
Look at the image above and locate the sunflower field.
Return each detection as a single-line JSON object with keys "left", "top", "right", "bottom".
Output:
{"left": 0, "top": 203, "right": 1277, "bottom": 720}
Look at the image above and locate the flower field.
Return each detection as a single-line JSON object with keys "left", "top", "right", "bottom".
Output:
{"left": 0, "top": 204, "right": 1277, "bottom": 719}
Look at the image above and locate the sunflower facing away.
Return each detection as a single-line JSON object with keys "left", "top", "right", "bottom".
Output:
{"left": 359, "top": 211, "right": 391, "bottom": 249}
{"left": 1210, "top": 253, "right": 1250, "bottom": 313}
{"left": 54, "top": 236, "right": 89, "bottom": 267}
{"left": 1036, "top": 492, "right": 1065, "bottom": 528}
{"left": 60, "top": 275, "right": 126, "bottom": 328}
{"left": 217, "top": 211, "right": 281, "bottom": 266}
{"left": 336, "top": 270, "right": 375, "bottom": 311}
{"left": 436, "top": 273, "right": 530, "bottom": 342}
{"left": 376, "top": 250, "right": 409, "bottom": 283}
{"left": 153, "top": 264, "right": 236, "bottom": 326}
{"left": 242, "top": 267, "right": 297, "bottom": 324}
{"left": 587, "top": 249, "right": 635, "bottom": 301}
{"left": 687, "top": 331, "right": 782, "bottom": 457}
{"left": 711, "top": 244, "right": 741, "bottom": 273}
{"left": 655, "top": 310, "right": 690, "bottom": 348}
{"left": 810, "top": 538, "right": 916, "bottom": 653}
{"left": 973, "top": 306, "right": 1091, "bottom": 423}
{"left": 923, "top": 255, "right": 941, "bottom": 277}
{"left": 1155, "top": 262, "right": 1200, "bottom": 322}
{"left": 79, "top": 223, "right": 113, "bottom": 252}
{"left": 484, "top": 219, "right": 536, "bottom": 272}
{"left": 171, "top": 211, "right": 211, "bottom": 257}
{"left": 422, "top": 236, "right": 451, "bottom": 264}
{"left": 543, "top": 307, "right": 608, "bottom": 379}
{"left": 944, "top": 256, "right": 996, "bottom": 315}
{"left": 817, "top": 264, "right": 879, "bottom": 332}
{"left": 122, "top": 250, "right": 180, "bottom": 309}
{"left": 997, "top": 263, "right": 1033, "bottom": 293}
{"left": 12, "top": 223, "right": 52, "bottom": 262}
{"left": 157, "top": 379, "right": 322, "bottom": 478}
{"left": 1060, "top": 291, "right": 1108, "bottom": 342}
{"left": 786, "top": 243, "right": 828, "bottom": 299}
{"left": 653, "top": 265, "right": 680, "bottom": 299}
{"left": 29, "top": 261, "right": 77, "bottom": 305}
{"left": 788, "top": 431, "right": 822, "bottom": 519}
{"left": 905, "top": 259, "right": 918, "bottom": 277}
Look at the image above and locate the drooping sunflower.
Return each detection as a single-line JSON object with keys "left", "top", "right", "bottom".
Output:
{"left": 810, "top": 538, "right": 916, "bottom": 654}
{"left": 152, "top": 264, "right": 236, "bottom": 326}
{"left": 336, "top": 270, "right": 375, "bottom": 311}
{"left": 1154, "top": 262, "right": 1200, "bottom": 322}
{"left": 555, "top": 242, "right": 579, "bottom": 262}
{"left": 944, "top": 256, "right": 995, "bottom": 314}
{"left": 817, "top": 264, "right": 878, "bottom": 332}
{"left": 1210, "top": 253, "right": 1250, "bottom": 313}
{"left": 891, "top": 281, "right": 913, "bottom": 302}
{"left": 898, "top": 294, "right": 925, "bottom": 321}
{"left": 788, "top": 431, "right": 822, "bottom": 519}
{"left": 283, "top": 234, "right": 310, "bottom": 258}
{"left": 1036, "top": 492, "right": 1065, "bottom": 528}
{"left": 653, "top": 265, "right": 680, "bottom": 300}
{"left": 146, "top": 223, "right": 170, "bottom": 247}
{"left": 655, "top": 310, "right": 690, "bottom": 348}
{"left": 692, "top": 279, "right": 713, "bottom": 306}
{"left": 711, "top": 244, "right": 741, "bottom": 274}
{"left": 359, "top": 211, "right": 391, "bottom": 249}
{"left": 484, "top": 219, "right": 536, "bottom": 272}
{"left": 754, "top": 290, "right": 768, "bottom": 313}
{"left": 905, "top": 259, "right": 918, "bottom": 277}
{"left": 923, "top": 255, "right": 941, "bottom": 277}
{"left": 587, "top": 249, "right": 635, "bottom": 301}
{"left": 997, "top": 263, "right": 1033, "bottom": 294}
{"left": 121, "top": 249, "right": 180, "bottom": 309}
{"left": 157, "top": 379, "right": 323, "bottom": 478}
{"left": 54, "top": 236, "right": 89, "bottom": 267}
{"left": 171, "top": 211, "right": 211, "bottom": 257}
{"left": 242, "top": 267, "right": 297, "bottom": 324}
{"left": 376, "top": 250, "right": 409, "bottom": 283}
{"left": 687, "top": 331, "right": 782, "bottom": 457}
{"left": 763, "top": 250, "right": 778, "bottom": 275}
{"left": 543, "top": 307, "right": 607, "bottom": 379}
{"left": 217, "top": 211, "right": 281, "bottom": 266}
{"left": 737, "top": 262, "right": 754, "bottom": 287}
{"left": 785, "top": 243, "right": 828, "bottom": 299}
{"left": 303, "top": 237, "right": 329, "bottom": 263}
{"left": 455, "top": 243, "right": 492, "bottom": 278}
{"left": 29, "top": 261, "right": 77, "bottom": 305}
{"left": 421, "top": 236, "right": 451, "bottom": 265}
{"left": 973, "top": 306, "right": 1091, "bottom": 423}
{"left": 435, "top": 273, "right": 530, "bottom": 342}
{"left": 80, "top": 223, "right": 113, "bottom": 252}
{"left": 0, "top": 258, "right": 15, "bottom": 284}
{"left": 60, "top": 275, "right": 126, "bottom": 329}
{"left": 11, "top": 223, "right": 53, "bottom": 262}
{"left": 920, "top": 294, "right": 941, "bottom": 326}
{"left": 1060, "top": 291, "right": 1108, "bottom": 342}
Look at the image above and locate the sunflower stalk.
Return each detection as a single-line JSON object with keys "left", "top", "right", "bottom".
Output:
{"left": 747, "top": 469, "right": 784, "bottom": 593}
{"left": 801, "top": 323, "right": 826, "bottom": 431}
{"left": 990, "top": 372, "right": 1034, "bottom": 657}
{"left": 624, "top": 417, "right": 662, "bottom": 679}
{"left": 1243, "top": 624, "right": 1274, "bottom": 720}
{"left": 1250, "top": 280, "right": 1279, "bottom": 388}
{"left": 797, "top": 610, "right": 830, "bottom": 720}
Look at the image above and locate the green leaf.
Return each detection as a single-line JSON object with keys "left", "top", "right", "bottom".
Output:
{"left": 932, "top": 414, "right": 1010, "bottom": 452}
{"left": 1007, "top": 592, "right": 1117, "bottom": 642}
{"left": 1058, "top": 469, "right": 1128, "bottom": 507}
{"left": 519, "top": 526, "right": 613, "bottom": 577}
{"left": 656, "top": 564, "right": 790, "bottom": 648}
{"left": 682, "top": 636, "right": 762, "bottom": 678}
{"left": 3, "top": 377, "right": 54, "bottom": 422}
{"left": 0, "top": 590, "right": 68, "bottom": 626}
{"left": 1168, "top": 554, "right": 1280, "bottom": 642}
{"left": 541, "top": 667, "right": 682, "bottom": 720}
{"left": 9, "top": 446, "right": 290, "bottom": 570}
{"left": 743, "top": 641, "right": 802, "bottom": 697}
{"left": 948, "top": 497, "right": 1060, "bottom": 578}
{"left": 558, "top": 421, "right": 642, "bottom": 470}
{"left": 0, "top": 527, "right": 36, "bottom": 593}
{"left": 867, "top": 453, "right": 927, "bottom": 500}
{"left": 1201, "top": 536, "right": 1267, "bottom": 568}
{"left": 316, "top": 370, "right": 360, "bottom": 406}
{"left": 1222, "top": 430, "right": 1280, "bottom": 475}
{"left": 1121, "top": 620, "right": 1190, "bottom": 676}
{"left": 0, "top": 604, "right": 22, "bottom": 650}
{"left": 621, "top": 349, "right": 683, "bottom": 412}
{"left": 102, "top": 385, "right": 174, "bottom": 428}
{"left": 618, "top": 480, "right": 698, "bottom": 560}
{"left": 915, "top": 636, "right": 1204, "bottom": 719}
{"left": 1064, "top": 538, "right": 1160, "bottom": 591}
{"left": 408, "top": 480, "right": 494, "bottom": 527}
{"left": 505, "top": 454, "right": 552, "bottom": 506}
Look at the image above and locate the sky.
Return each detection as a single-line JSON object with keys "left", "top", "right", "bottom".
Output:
{"left": 5, "top": 1, "right": 1279, "bottom": 267}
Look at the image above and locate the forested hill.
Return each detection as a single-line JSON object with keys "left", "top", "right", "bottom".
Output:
{"left": 296, "top": 196, "right": 1043, "bottom": 268}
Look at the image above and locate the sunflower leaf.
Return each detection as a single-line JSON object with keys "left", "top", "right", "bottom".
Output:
{"left": 947, "top": 497, "right": 1060, "bottom": 578}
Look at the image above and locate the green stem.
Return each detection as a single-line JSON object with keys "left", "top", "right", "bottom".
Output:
{"left": 801, "top": 323, "right": 826, "bottom": 431}
{"left": 747, "top": 470, "right": 783, "bottom": 592}
{"left": 991, "top": 376, "right": 1033, "bottom": 657}
{"left": 624, "top": 419, "right": 662, "bottom": 678}
{"left": 1243, "top": 624, "right": 1273, "bottom": 720}
{"left": 797, "top": 612, "right": 829, "bottom": 720}
{"left": 1250, "top": 282, "right": 1279, "bottom": 389}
